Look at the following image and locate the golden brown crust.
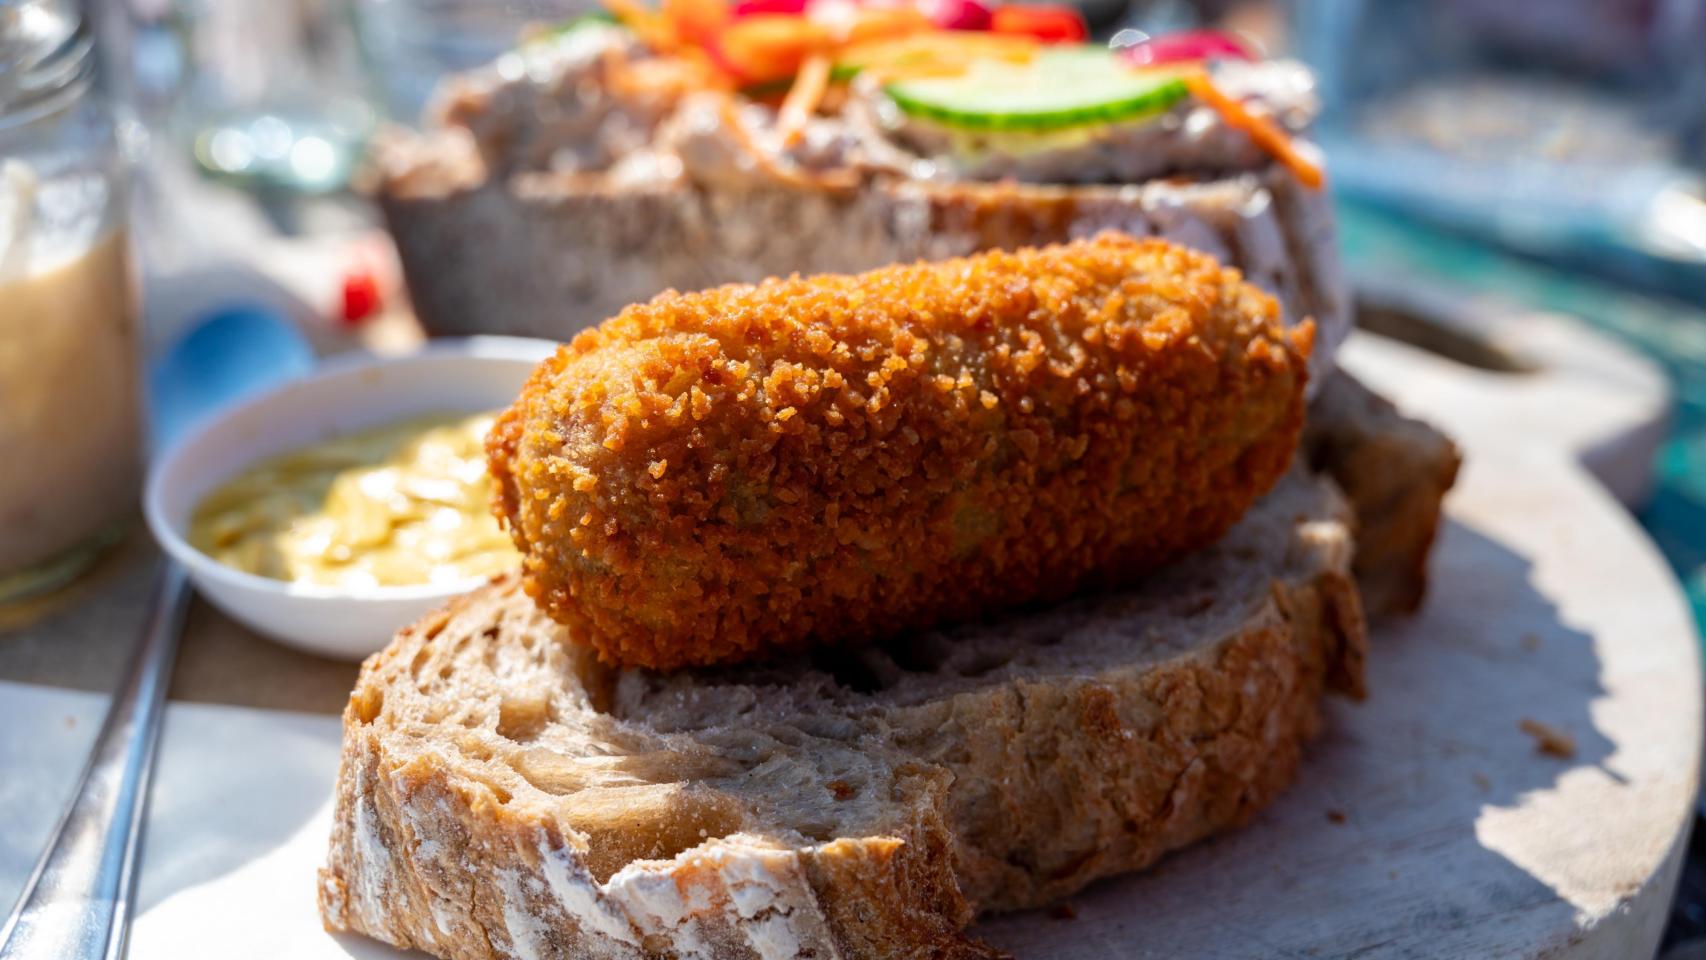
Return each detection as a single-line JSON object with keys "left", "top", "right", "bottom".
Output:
{"left": 488, "top": 234, "right": 1312, "bottom": 670}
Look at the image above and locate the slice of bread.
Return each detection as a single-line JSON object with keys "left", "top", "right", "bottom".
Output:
{"left": 375, "top": 162, "right": 1347, "bottom": 378}
{"left": 1305, "top": 371, "right": 1462, "bottom": 617}
{"left": 318, "top": 466, "right": 1366, "bottom": 959}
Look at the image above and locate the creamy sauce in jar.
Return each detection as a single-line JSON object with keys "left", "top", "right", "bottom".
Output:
{"left": 0, "top": 160, "right": 141, "bottom": 582}
{"left": 188, "top": 412, "right": 518, "bottom": 589}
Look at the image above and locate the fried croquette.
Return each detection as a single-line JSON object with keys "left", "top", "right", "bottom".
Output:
{"left": 487, "top": 233, "right": 1313, "bottom": 670}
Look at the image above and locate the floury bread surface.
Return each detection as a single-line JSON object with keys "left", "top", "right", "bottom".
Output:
{"left": 319, "top": 468, "right": 1366, "bottom": 959}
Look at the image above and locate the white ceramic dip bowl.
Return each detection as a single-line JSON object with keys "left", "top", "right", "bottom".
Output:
{"left": 144, "top": 336, "right": 558, "bottom": 661}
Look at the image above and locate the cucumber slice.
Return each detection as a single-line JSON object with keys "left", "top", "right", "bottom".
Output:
{"left": 884, "top": 48, "right": 1188, "bottom": 132}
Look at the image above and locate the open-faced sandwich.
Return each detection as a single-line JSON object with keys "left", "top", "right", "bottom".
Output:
{"left": 320, "top": 235, "right": 1437, "bottom": 959}
{"left": 373, "top": 6, "right": 1342, "bottom": 370}
{"left": 369, "top": 8, "right": 1455, "bottom": 619}
{"left": 325, "top": 10, "right": 1462, "bottom": 955}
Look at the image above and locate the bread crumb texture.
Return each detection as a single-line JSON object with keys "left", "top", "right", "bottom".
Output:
{"left": 489, "top": 233, "right": 1312, "bottom": 669}
{"left": 319, "top": 469, "right": 1368, "bottom": 959}
{"left": 1519, "top": 718, "right": 1577, "bottom": 759}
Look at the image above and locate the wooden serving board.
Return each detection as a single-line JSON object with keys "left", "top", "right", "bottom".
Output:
{"left": 980, "top": 318, "right": 1698, "bottom": 958}
{"left": 0, "top": 305, "right": 1697, "bottom": 960}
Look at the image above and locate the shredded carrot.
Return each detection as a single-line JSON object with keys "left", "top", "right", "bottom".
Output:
{"left": 717, "top": 15, "right": 832, "bottom": 85}
{"left": 777, "top": 54, "right": 831, "bottom": 147}
{"left": 603, "top": 0, "right": 680, "bottom": 52}
{"left": 838, "top": 7, "right": 933, "bottom": 45}
{"left": 717, "top": 97, "right": 858, "bottom": 191}
{"left": 1184, "top": 71, "right": 1322, "bottom": 190}
{"left": 663, "top": 45, "right": 735, "bottom": 90}
{"left": 663, "top": 0, "right": 729, "bottom": 49}
{"left": 607, "top": 47, "right": 728, "bottom": 99}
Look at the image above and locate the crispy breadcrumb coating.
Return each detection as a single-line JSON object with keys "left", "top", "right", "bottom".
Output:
{"left": 488, "top": 233, "right": 1312, "bottom": 670}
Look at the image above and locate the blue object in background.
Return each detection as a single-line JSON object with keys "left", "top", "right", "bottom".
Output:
{"left": 1293, "top": 0, "right": 1706, "bottom": 305}
{"left": 147, "top": 303, "right": 316, "bottom": 453}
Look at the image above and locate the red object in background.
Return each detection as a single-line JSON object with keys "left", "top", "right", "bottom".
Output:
{"left": 732, "top": 0, "right": 807, "bottom": 17}
{"left": 1119, "top": 29, "right": 1253, "bottom": 66}
{"left": 988, "top": 4, "right": 1086, "bottom": 43}
{"left": 923, "top": 0, "right": 991, "bottom": 31}
{"left": 339, "top": 266, "right": 383, "bottom": 327}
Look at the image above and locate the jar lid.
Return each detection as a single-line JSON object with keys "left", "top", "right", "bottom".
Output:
{"left": 0, "top": 0, "right": 92, "bottom": 123}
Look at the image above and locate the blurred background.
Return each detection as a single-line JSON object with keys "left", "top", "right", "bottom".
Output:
{"left": 84, "top": 0, "right": 1706, "bottom": 608}
{"left": 6, "top": 0, "right": 1706, "bottom": 949}
{"left": 95, "top": 0, "right": 1706, "bottom": 284}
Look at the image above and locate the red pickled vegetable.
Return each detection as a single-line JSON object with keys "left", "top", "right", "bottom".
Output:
{"left": 339, "top": 266, "right": 382, "bottom": 327}
{"left": 923, "top": 0, "right": 992, "bottom": 31}
{"left": 989, "top": 4, "right": 1086, "bottom": 43}
{"left": 733, "top": 0, "right": 806, "bottom": 16}
{"left": 1119, "top": 29, "right": 1253, "bottom": 66}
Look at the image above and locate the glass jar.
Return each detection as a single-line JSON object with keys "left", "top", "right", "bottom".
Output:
{"left": 0, "top": 0, "right": 140, "bottom": 600}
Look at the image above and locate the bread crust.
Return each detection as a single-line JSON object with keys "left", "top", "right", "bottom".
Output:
{"left": 1304, "top": 371, "right": 1461, "bottom": 617}
{"left": 320, "top": 468, "right": 1366, "bottom": 959}
{"left": 376, "top": 167, "right": 1347, "bottom": 375}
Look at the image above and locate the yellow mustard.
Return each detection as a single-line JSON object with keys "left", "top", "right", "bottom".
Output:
{"left": 189, "top": 412, "right": 518, "bottom": 588}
